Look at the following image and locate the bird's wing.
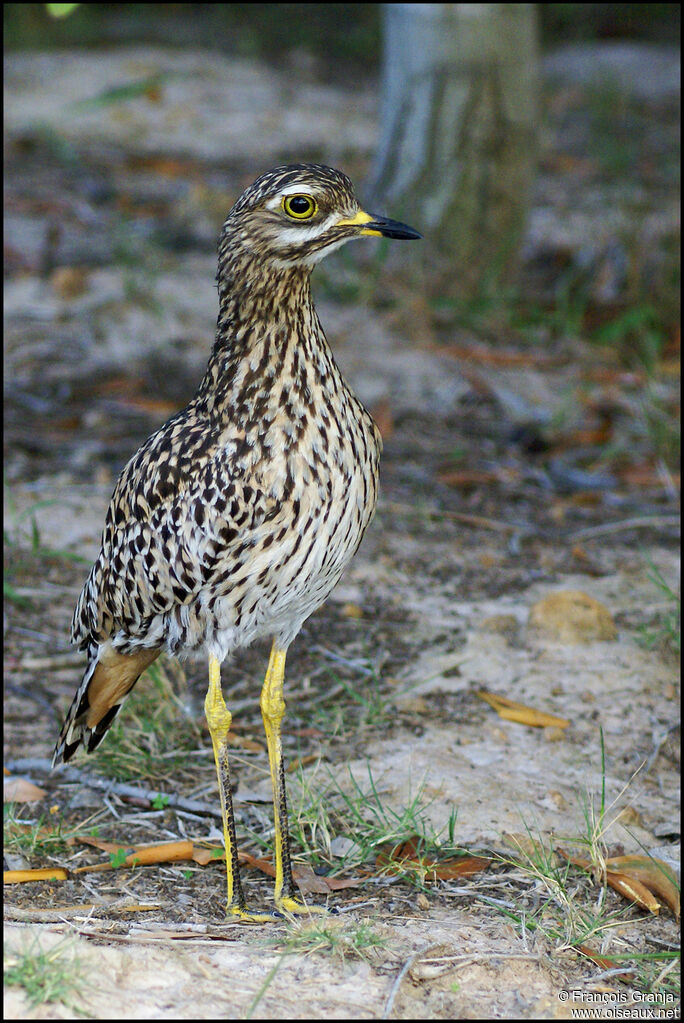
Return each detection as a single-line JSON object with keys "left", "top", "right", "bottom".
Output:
{"left": 71, "top": 409, "right": 280, "bottom": 649}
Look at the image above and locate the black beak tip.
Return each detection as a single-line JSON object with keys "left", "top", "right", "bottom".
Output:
{"left": 369, "top": 215, "right": 422, "bottom": 241}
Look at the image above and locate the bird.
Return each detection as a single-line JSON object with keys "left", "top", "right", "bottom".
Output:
{"left": 52, "top": 163, "right": 420, "bottom": 921}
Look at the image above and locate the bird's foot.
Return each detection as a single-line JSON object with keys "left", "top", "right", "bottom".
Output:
{"left": 227, "top": 903, "right": 280, "bottom": 924}
{"left": 276, "top": 895, "right": 327, "bottom": 916}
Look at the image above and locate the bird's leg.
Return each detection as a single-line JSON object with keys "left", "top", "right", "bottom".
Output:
{"left": 205, "top": 654, "right": 273, "bottom": 922}
{"left": 261, "top": 642, "right": 325, "bottom": 915}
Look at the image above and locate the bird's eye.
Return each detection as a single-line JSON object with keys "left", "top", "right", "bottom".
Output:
{"left": 282, "top": 194, "right": 317, "bottom": 220}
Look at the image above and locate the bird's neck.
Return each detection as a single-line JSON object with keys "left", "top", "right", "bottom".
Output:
{"left": 196, "top": 256, "right": 335, "bottom": 414}
{"left": 218, "top": 257, "right": 313, "bottom": 342}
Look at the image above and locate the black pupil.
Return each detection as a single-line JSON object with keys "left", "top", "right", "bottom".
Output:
{"left": 289, "top": 196, "right": 311, "bottom": 214}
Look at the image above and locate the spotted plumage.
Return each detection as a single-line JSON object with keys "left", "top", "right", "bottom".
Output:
{"left": 53, "top": 163, "right": 420, "bottom": 917}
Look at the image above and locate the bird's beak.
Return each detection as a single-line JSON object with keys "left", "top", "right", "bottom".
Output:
{"left": 336, "top": 209, "right": 422, "bottom": 240}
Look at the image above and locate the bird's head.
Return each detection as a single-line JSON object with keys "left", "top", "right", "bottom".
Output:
{"left": 220, "top": 163, "right": 420, "bottom": 270}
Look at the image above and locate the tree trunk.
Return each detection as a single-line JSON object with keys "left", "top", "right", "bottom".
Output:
{"left": 369, "top": 3, "right": 539, "bottom": 297}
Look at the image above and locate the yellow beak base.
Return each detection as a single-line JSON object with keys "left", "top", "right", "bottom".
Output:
{"left": 336, "top": 209, "right": 421, "bottom": 241}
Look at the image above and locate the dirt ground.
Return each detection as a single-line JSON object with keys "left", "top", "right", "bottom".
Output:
{"left": 4, "top": 43, "right": 680, "bottom": 1019}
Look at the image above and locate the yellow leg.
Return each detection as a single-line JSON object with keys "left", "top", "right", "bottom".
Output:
{"left": 261, "top": 642, "right": 325, "bottom": 916}
{"left": 205, "top": 654, "right": 273, "bottom": 922}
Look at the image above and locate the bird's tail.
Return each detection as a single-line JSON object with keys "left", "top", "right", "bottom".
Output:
{"left": 52, "top": 642, "right": 160, "bottom": 766}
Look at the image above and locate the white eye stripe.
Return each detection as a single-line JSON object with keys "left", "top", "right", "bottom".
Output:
{"left": 264, "top": 187, "right": 317, "bottom": 212}
{"left": 279, "top": 183, "right": 319, "bottom": 198}
{"left": 274, "top": 217, "right": 338, "bottom": 244}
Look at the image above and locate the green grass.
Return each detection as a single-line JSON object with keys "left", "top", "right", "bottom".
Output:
{"left": 6, "top": 4, "right": 381, "bottom": 68}
{"left": 4, "top": 804, "right": 108, "bottom": 868}
{"left": 4, "top": 491, "right": 90, "bottom": 562}
{"left": 331, "top": 671, "right": 393, "bottom": 732}
{"left": 3, "top": 579, "right": 33, "bottom": 607}
{"left": 305, "top": 656, "right": 397, "bottom": 739}
{"left": 592, "top": 304, "right": 670, "bottom": 374}
{"left": 433, "top": 279, "right": 679, "bottom": 471}
{"left": 279, "top": 917, "right": 386, "bottom": 959}
{"left": 498, "top": 828, "right": 679, "bottom": 995}
{"left": 250, "top": 759, "right": 462, "bottom": 887}
{"left": 637, "top": 562, "right": 680, "bottom": 655}
{"left": 4, "top": 936, "right": 89, "bottom": 1014}
{"left": 4, "top": 804, "right": 70, "bottom": 860}
{"left": 627, "top": 951, "right": 681, "bottom": 998}
{"left": 585, "top": 80, "right": 642, "bottom": 178}
{"left": 496, "top": 732, "right": 680, "bottom": 998}
{"left": 641, "top": 392, "right": 680, "bottom": 470}
{"left": 3, "top": 489, "right": 90, "bottom": 605}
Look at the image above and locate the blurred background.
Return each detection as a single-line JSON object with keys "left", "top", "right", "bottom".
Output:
{"left": 4, "top": 3, "right": 680, "bottom": 503}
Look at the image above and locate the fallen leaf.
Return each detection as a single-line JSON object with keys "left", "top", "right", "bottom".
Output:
{"left": 191, "top": 847, "right": 223, "bottom": 866}
{"left": 68, "top": 835, "right": 119, "bottom": 852}
{"left": 227, "top": 731, "right": 264, "bottom": 753}
{"left": 375, "top": 837, "right": 489, "bottom": 881}
{"left": 370, "top": 398, "right": 394, "bottom": 440}
{"left": 502, "top": 832, "right": 559, "bottom": 865}
{"left": 477, "top": 691, "right": 570, "bottom": 729}
{"left": 605, "top": 871, "right": 662, "bottom": 914}
{"left": 558, "top": 849, "right": 679, "bottom": 918}
{"left": 4, "top": 776, "right": 47, "bottom": 802}
{"left": 287, "top": 754, "right": 320, "bottom": 773}
{"left": 437, "top": 468, "right": 515, "bottom": 489}
{"left": 68, "top": 833, "right": 422, "bottom": 895}
{"left": 72, "top": 838, "right": 198, "bottom": 873}
{"left": 605, "top": 854, "right": 680, "bottom": 919}
{"left": 127, "top": 154, "right": 198, "bottom": 178}
{"left": 195, "top": 724, "right": 264, "bottom": 752}
{"left": 429, "top": 856, "right": 490, "bottom": 881}
{"left": 4, "top": 867, "right": 68, "bottom": 883}
{"left": 576, "top": 943, "right": 634, "bottom": 981}
{"left": 291, "top": 727, "right": 326, "bottom": 739}
{"left": 429, "top": 342, "right": 563, "bottom": 368}
{"left": 237, "top": 851, "right": 361, "bottom": 892}
{"left": 118, "top": 840, "right": 196, "bottom": 866}
{"left": 50, "top": 266, "right": 89, "bottom": 299}
{"left": 113, "top": 395, "right": 180, "bottom": 416}
{"left": 290, "top": 864, "right": 363, "bottom": 894}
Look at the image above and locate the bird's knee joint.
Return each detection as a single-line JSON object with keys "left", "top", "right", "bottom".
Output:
{"left": 261, "top": 692, "right": 285, "bottom": 726}
{"left": 205, "top": 692, "right": 232, "bottom": 739}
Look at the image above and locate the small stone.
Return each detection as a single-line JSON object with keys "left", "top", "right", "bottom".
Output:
{"left": 543, "top": 726, "right": 566, "bottom": 743}
{"left": 478, "top": 613, "right": 520, "bottom": 642}
{"left": 528, "top": 590, "right": 617, "bottom": 643}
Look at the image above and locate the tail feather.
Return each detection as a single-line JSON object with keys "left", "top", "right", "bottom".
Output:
{"left": 52, "top": 643, "right": 160, "bottom": 766}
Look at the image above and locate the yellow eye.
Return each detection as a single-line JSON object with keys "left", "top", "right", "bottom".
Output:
{"left": 282, "top": 194, "right": 317, "bottom": 220}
